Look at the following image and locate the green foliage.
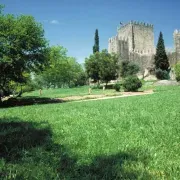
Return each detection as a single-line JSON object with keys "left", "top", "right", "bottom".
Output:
{"left": 154, "top": 32, "right": 170, "bottom": 72}
{"left": 123, "top": 76, "right": 142, "bottom": 92}
{"left": 0, "top": 86, "right": 180, "bottom": 179}
{"left": 114, "top": 82, "right": 121, "bottom": 92}
{"left": 36, "top": 45, "right": 86, "bottom": 88}
{"left": 85, "top": 53, "right": 100, "bottom": 83}
{"left": 93, "top": 29, "right": 99, "bottom": 54}
{"left": 174, "top": 63, "right": 180, "bottom": 81}
{"left": 99, "top": 50, "right": 119, "bottom": 85}
{"left": 155, "top": 68, "right": 170, "bottom": 80}
{"left": 85, "top": 50, "right": 119, "bottom": 84}
{"left": 120, "top": 60, "right": 140, "bottom": 78}
{"left": 0, "top": 10, "right": 48, "bottom": 95}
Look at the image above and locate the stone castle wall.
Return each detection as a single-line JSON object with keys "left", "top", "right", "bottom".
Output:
{"left": 173, "top": 30, "right": 180, "bottom": 61}
{"left": 108, "top": 21, "right": 180, "bottom": 79}
{"left": 108, "top": 21, "right": 155, "bottom": 71}
{"left": 132, "top": 22, "right": 154, "bottom": 54}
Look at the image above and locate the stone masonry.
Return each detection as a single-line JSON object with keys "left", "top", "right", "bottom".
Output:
{"left": 108, "top": 21, "right": 155, "bottom": 72}
{"left": 173, "top": 29, "right": 180, "bottom": 62}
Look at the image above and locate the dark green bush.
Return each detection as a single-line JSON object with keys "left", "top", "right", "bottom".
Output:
{"left": 120, "top": 61, "right": 140, "bottom": 78}
{"left": 114, "top": 83, "right": 121, "bottom": 92}
{"left": 123, "top": 76, "right": 142, "bottom": 92}
{"left": 176, "top": 76, "right": 180, "bottom": 82}
{"left": 155, "top": 68, "right": 170, "bottom": 80}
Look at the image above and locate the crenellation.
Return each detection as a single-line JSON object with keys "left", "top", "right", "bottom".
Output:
{"left": 108, "top": 20, "right": 155, "bottom": 71}
{"left": 173, "top": 29, "right": 180, "bottom": 62}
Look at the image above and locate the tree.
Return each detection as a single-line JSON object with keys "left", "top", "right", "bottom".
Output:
{"left": 154, "top": 32, "right": 169, "bottom": 71}
{"left": 99, "top": 50, "right": 119, "bottom": 86}
{"left": 174, "top": 62, "right": 180, "bottom": 81}
{"left": 0, "top": 8, "right": 48, "bottom": 97}
{"left": 93, "top": 29, "right": 99, "bottom": 54}
{"left": 85, "top": 52, "right": 100, "bottom": 83}
{"left": 85, "top": 50, "right": 118, "bottom": 85}
{"left": 119, "top": 60, "right": 139, "bottom": 78}
{"left": 36, "top": 45, "right": 86, "bottom": 88}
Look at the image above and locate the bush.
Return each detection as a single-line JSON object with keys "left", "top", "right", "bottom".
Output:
{"left": 123, "top": 76, "right": 142, "bottom": 92}
{"left": 114, "top": 83, "right": 121, "bottom": 92}
{"left": 155, "top": 68, "right": 170, "bottom": 80}
{"left": 174, "top": 63, "right": 180, "bottom": 82}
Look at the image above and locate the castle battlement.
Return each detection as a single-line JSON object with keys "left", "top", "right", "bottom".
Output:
{"left": 117, "top": 21, "right": 153, "bottom": 31}
{"left": 130, "top": 20, "right": 153, "bottom": 27}
{"left": 108, "top": 35, "right": 118, "bottom": 43}
{"left": 108, "top": 20, "right": 155, "bottom": 70}
{"left": 174, "top": 29, "right": 180, "bottom": 35}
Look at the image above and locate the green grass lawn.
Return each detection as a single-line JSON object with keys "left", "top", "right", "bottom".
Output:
{"left": 0, "top": 86, "right": 180, "bottom": 179}
{"left": 23, "top": 82, "right": 154, "bottom": 99}
{"left": 23, "top": 86, "right": 116, "bottom": 98}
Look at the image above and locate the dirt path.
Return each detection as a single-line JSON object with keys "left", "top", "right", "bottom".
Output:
{"left": 60, "top": 90, "right": 154, "bottom": 103}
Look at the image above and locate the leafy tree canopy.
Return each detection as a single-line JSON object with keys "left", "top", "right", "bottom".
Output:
{"left": 85, "top": 50, "right": 119, "bottom": 85}
{"left": 0, "top": 7, "right": 48, "bottom": 95}
{"left": 119, "top": 60, "right": 140, "bottom": 78}
{"left": 36, "top": 45, "right": 86, "bottom": 88}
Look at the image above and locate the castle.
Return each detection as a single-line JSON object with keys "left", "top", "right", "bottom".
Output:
{"left": 173, "top": 30, "right": 180, "bottom": 62}
{"left": 108, "top": 21, "right": 180, "bottom": 73}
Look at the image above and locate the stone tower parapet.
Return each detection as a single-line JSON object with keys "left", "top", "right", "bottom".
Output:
{"left": 108, "top": 21, "right": 155, "bottom": 71}
{"left": 173, "top": 29, "right": 180, "bottom": 61}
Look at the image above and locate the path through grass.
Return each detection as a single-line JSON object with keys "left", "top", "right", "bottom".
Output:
{"left": 0, "top": 86, "right": 180, "bottom": 179}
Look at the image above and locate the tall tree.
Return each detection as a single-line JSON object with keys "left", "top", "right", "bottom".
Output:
{"left": 99, "top": 50, "right": 119, "bottom": 86}
{"left": 0, "top": 8, "right": 48, "bottom": 97}
{"left": 85, "top": 50, "right": 118, "bottom": 85}
{"left": 85, "top": 52, "right": 100, "bottom": 83}
{"left": 93, "top": 29, "right": 99, "bottom": 54}
{"left": 119, "top": 60, "right": 139, "bottom": 78}
{"left": 154, "top": 32, "right": 169, "bottom": 71}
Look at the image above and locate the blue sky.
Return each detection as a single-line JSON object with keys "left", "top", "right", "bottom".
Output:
{"left": 1, "top": 0, "right": 180, "bottom": 63}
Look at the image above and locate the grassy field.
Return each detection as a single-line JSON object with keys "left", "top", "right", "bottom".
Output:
{"left": 23, "top": 86, "right": 116, "bottom": 98}
{"left": 0, "top": 86, "right": 180, "bottom": 179}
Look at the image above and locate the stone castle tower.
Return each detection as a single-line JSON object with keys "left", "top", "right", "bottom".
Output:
{"left": 108, "top": 21, "right": 155, "bottom": 71}
{"left": 173, "top": 29, "right": 180, "bottom": 61}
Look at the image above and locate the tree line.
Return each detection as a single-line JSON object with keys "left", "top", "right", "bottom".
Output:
{"left": 0, "top": 4, "right": 176, "bottom": 101}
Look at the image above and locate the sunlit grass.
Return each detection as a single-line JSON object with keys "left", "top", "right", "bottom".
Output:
{"left": 0, "top": 86, "right": 180, "bottom": 179}
{"left": 23, "top": 86, "right": 116, "bottom": 98}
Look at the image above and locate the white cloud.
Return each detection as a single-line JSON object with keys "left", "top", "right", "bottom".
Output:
{"left": 50, "top": 20, "right": 59, "bottom": 24}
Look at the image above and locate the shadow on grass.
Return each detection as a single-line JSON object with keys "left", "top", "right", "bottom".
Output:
{"left": 0, "top": 117, "right": 153, "bottom": 179}
{"left": 0, "top": 117, "right": 52, "bottom": 162}
{"left": 0, "top": 96, "right": 65, "bottom": 108}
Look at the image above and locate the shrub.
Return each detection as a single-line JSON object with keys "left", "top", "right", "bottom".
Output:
{"left": 174, "top": 63, "right": 180, "bottom": 82}
{"left": 114, "top": 83, "right": 121, "bottom": 92}
{"left": 123, "top": 76, "right": 142, "bottom": 92}
{"left": 155, "top": 68, "right": 170, "bottom": 80}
